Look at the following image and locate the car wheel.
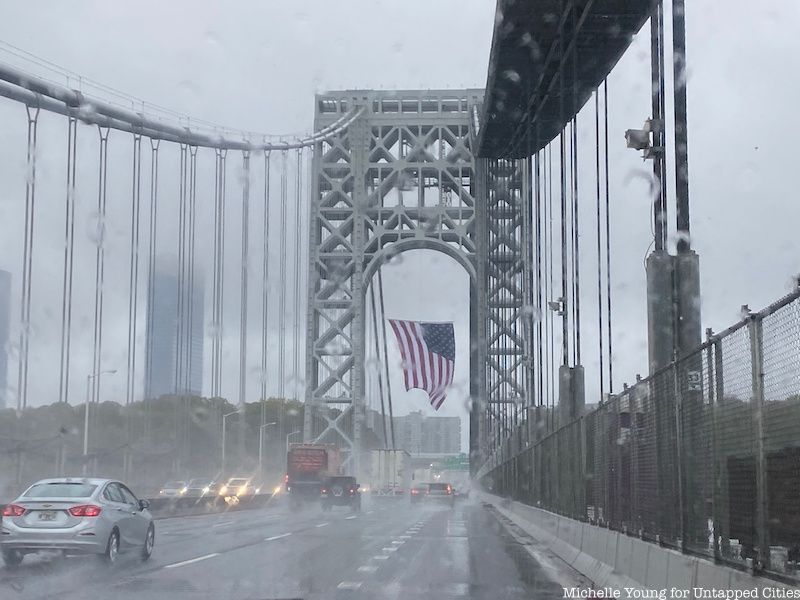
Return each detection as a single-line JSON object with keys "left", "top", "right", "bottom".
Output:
{"left": 1, "top": 549, "right": 24, "bottom": 568}
{"left": 102, "top": 529, "right": 120, "bottom": 566}
{"left": 141, "top": 525, "right": 155, "bottom": 561}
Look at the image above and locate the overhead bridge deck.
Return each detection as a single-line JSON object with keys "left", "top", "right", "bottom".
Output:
{"left": 478, "top": 0, "right": 653, "bottom": 158}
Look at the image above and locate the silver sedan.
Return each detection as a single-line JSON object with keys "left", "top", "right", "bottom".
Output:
{"left": 0, "top": 477, "right": 154, "bottom": 567}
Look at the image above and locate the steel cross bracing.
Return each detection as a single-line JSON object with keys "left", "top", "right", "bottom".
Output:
{"left": 303, "top": 90, "right": 487, "bottom": 473}
{"left": 479, "top": 158, "right": 531, "bottom": 453}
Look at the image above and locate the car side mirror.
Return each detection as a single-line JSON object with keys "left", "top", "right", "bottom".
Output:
{"left": 138, "top": 499, "right": 150, "bottom": 510}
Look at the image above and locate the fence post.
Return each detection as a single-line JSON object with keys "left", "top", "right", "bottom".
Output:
{"left": 748, "top": 315, "right": 770, "bottom": 571}
{"left": 673, "top": 358, "right": 688, "bottom": 553}
{"left": 707, "top": 331, "right": 725, "bottom": 561}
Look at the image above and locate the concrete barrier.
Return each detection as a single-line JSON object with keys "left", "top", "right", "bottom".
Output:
{"left": 482, "top": 493, "right": 795, "bottom": 594}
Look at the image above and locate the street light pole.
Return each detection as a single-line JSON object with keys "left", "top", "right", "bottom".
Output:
{"left": 258, "top": 422, "right": 277, "bottom": 473}
{"left": 285, "top": 430, "right": 301, "bottom": 455}
{"left": 221, "top": 410, "right": 239, "bottom": 474}
{"left": 82, "top": 369, "right": 117, "bottom": 475}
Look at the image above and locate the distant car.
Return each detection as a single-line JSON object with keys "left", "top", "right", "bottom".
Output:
{"left": 320, "top": 476, "right": 361, "bottom": 512}
{"left": 218, "top": 478, "right": 258, "bottom": 503}
{"left": 183, "top": 478, "right": 217, "bottom": 499}
{"left": 0, "top": 478, "right": 154, "bottom": 567}
{"left": 424, "top": 482, "right": 455, "bottom": 507}
{"left": 410, "top": 485, "right": 426, "bottom": 503}
{"left": 158, "top": 480, "right": 187, "bottom": 497}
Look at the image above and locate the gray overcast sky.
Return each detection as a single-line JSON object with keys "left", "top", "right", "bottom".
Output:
{"left": 1, "top": 1, "right": 800, "bottom": 454}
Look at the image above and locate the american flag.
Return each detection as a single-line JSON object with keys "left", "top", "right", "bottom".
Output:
{"left": 388, "top": 319, "right": 455, "bottom": 410}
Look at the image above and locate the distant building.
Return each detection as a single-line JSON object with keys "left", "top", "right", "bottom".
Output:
{"left": 0, "top": 270, "right": 9, "bottom": 409}
{"left": 392, "top": 410, "right": 461, "bottom": 455}
{"left": 144, "top": 257, "right": 204, "bottom": 400}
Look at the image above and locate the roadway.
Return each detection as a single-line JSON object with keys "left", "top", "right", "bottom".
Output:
{"left": 0, "top": 497, "right": 586, "bottom": 599}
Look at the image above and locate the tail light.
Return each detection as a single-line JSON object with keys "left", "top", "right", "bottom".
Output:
{"left": 68, "top": 505, "right": 102, "bottom": 517}
{"left": 320, "top": 488, "right": 327, "bottom": 494}
{"left": 446, "top": 485, "right": 452, "bottom": 494}
{"left": 284, "top": 474, "right": 289, "bottom": 482}
{"left": 411, "top": 489, "right": 419, "bottom": 495}
{"left": 2, "top": 504, "right": 26, "bottom": 517}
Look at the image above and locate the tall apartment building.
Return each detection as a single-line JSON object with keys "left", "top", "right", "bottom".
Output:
{"left": 144, "top": 257, "right": 204, "bottom": 399}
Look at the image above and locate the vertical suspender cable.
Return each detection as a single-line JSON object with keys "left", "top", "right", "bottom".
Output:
{"left": 293, "top": 149, "right": 303, "bottom": 403}
{"left": 174, "top": 144, "right": 188, "bottom": 470}
{"left": 238, "top": 150, "right": 251, "bottom": 462}
{"left": 369, "top": 283, "right": 389, "bottom": 445}
{"left": 125, "top": 134, "right": 142, "bottom": 407}
{"left": 261, "top": 152, "right": 271, "bottom": 425}
{"left": 238, "top": 150, "right": 251, "bottom": 408}
{"left": 277, "top": 151, "right": 288, "bottom": 441}
{"left": 185, "top": 146, "right": 198, "bottom": 457}
{"left": 17, "top": 106, "right": 39, "bottom": 410}
{"left": 604, "top": 80, "right": 613, "bottom": 392}
{"left": 211, "top": 150, "right": 221, "bottom": 398}
{"left": 174, "top": 144, "right": 188, "bottom": 395}
{"left": 377, "top": 270, "right": 395, "bottom": 449}
{"left": 559, "top": 131, "right": 569, "bottom": 368}
{"left": 572, "top": 117, "right": 581, "bottom": 366}
{"left": 58, "top": 116, "right": 78, "bottom": 406}
{"left": 535, "top": 153, "right": 543, "bottom": 407}
{"left": 90, "top": 126, "right": 110, "bottom": 406}
{"left": 144, "top": 139, "right": 160, "bottom": 438}
{"left": 594, "top": 92, "right": 605, "bottom": 397}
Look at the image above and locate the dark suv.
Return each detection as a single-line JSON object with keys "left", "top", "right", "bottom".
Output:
{"left": 320, "top": 476, "right": 361, "bottom": 511}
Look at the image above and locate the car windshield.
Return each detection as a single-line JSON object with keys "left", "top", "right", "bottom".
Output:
{"left": 23, "top": 483, "right": 97, "bottom": 498}
{"left": 188, "top": 479, "right": 212, "bottom": 487}
{"left": 2, "top": 1, "right": 798, "bottom": 597}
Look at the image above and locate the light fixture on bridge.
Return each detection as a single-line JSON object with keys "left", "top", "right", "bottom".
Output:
{"left": 548, "top": 298, "right": 565, "bottom": 316}
{"left": 625, "top": 119, "right": 663, "bottom": 159}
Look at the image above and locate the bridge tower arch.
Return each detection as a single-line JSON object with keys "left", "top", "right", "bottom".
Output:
{"left": 303, "top": 90, "right": 522, "bottom": 474}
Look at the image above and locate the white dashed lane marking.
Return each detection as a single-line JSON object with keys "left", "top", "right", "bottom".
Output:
{"left": 163, "top": 553, "right": 219, "bottom": 569}
{"left": 358, "top": 565, "right": 378, "bottom": 573}
{"left": 345, "top": 515, "right": 357, "bottom": 520}
{"left": 265, "top": 533, "right": 292, "bottom": 541}
{"left": 315, "top": 522, "right": 329, "bottom": 528}
{"left": 338, "top": 582, "right": 363, "bottom": 590}
{"left": 373, "top": 555, "right": 390, "bottom": 560}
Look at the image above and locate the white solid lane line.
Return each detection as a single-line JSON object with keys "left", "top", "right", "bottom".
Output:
{"left": 164, "top": 553, "right": 220, "bottom": 569}
{"left": 315, "top": 522, "right": 330, "bottom": 528}
{"left": 265, "top": 533, "right": 292, "bottom": 541}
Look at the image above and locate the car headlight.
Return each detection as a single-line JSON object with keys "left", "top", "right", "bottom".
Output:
{"left": 219, "top": 486, "right": 228, "bottom": 495}
{"left": 180, "top": 487, "right": 188, "bottom": 494}
{"left": 238, "top": 486, "right": 247, "bottom": 496}
{"left": 255, "top": 487, "right": 261, "bottom": 494}
{"left": 202, "top": 486, "right": 210, "bottom": 494}
{"left": 273, "top": 485, "right": 282, "bottom": 495}
{"left": 159, "top": 490, "right": 165, "bottom": 495}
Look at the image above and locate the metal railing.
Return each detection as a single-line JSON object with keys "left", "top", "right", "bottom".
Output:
{"left": 480, "top": 285, "right": 800, "bottom": 583}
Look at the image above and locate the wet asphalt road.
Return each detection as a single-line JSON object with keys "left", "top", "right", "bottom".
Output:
{"left": 0, "top": 497, "right": 581, "bottom": 599}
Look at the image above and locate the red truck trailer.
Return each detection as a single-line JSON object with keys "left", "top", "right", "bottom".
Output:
{"left": 285, "top": 443, "right": 341, "bottom": 508}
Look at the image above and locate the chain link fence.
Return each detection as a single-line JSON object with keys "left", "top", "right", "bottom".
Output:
{"left": 481, "top": 287, "right": 800, "bottom": 582}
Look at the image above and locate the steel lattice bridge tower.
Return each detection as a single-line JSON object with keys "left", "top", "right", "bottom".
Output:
{"left": 303, "top": 90, "right": 529, "bottom": 473}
